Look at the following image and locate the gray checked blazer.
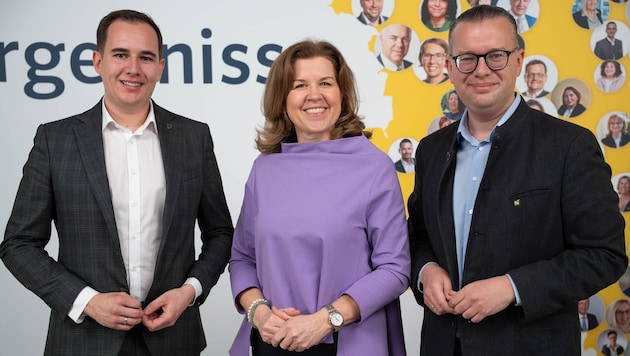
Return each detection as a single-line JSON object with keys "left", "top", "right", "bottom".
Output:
{"left": 0, "top": 100, "right": 234, "bottom": 356}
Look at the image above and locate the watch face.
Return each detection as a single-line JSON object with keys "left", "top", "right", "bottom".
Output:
{"left": 331, "top": 312, "right": 343, "bottom": 326}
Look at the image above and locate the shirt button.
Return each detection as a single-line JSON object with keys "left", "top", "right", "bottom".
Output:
{"left": 472, "top": 176, "right": 478, "bottom": 182}
{"left": 468, "top": 209, "right": 473, "bottom": 215}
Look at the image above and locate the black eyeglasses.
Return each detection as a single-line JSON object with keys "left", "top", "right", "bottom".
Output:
{"left": 451, "top": 48, "right": 519, "bottom": 74}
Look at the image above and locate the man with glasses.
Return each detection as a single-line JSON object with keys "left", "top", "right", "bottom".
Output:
{"left": 602, "top": 330, "right": 625, "bottom": 356}
{"left": 407, "top": 5, "right": 626, "bottom": 355}
{"left": 418, "top": 38, "right": 450, "bottom": 84}
{"left": 521, "top": 59, "right": 549, "bottom": 99}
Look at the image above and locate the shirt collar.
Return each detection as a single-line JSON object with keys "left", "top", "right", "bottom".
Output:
{"left": 381, "top": 53, "right": 405, "bottom": 71}
{"left": 360, "top": 12, "right": 384, "bottom": 26}
{"left": 101, "top": 101, "right": 158, "bottom": 134}
{"left": 457, "top": 93, "right": 521, "bottom": 144}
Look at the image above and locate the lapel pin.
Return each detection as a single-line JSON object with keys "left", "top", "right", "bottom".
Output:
{"left": 513, "top": 199, "right": 520, "bottom": 207}
{"left": 166, "top": 123, "right": 173, "bottom": 130}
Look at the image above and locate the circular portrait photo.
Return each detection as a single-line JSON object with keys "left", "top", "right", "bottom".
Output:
{"left": 597, "top": 111, "right": 630, "bottom": 148}
{"left": 413, "top": 37, "right": 450, "bottom": 84}
{"left": 495, "top": 0, "right": 541, "bottom": 34}
{"left": 613, "top": 173, "right": 630, "bottom": 213}
{"left": 591, "top": 20, "right": 629, "bottom": 61}
{"left": 594, "top": 60, "right": 626, "bottom": 93}
{"left": 598, "top": 328, "right": 628, "bottom": 354}
{"left": 620, "top": 265, "right": 630, "bottom": 296}
{"left": 427, "top": 114, "right": 457, "bottom": 134}
{"left": 420, "top": 0, "right": 459, "bottom": 33}
{"left": 468, "top": 0, "right": 499, "bottom": 6}
{"left": 440, "top": 89, "right": 466, "bottom": 122}
{"left": 525, "top": 97, "right": 559, "bottom": 117}
{"left": 551, "top": 79, "right": 591, "bottom": 119}
{"left": 374, "top": 23, "right": 420, "bottom": 72}
{"left": 571, "top": 0, "right": 610, "bottom": 30}
{"left": 388, "top": 137, "right": 418, "bottom": 174}
{"left": 516, "top": 55, "right": 558, "bottom": 100}
{"left": 579, "top": 295, "right": 605, "bottom": 332}
{"left": 353, "top": 0, "right": 394, "bottom": 27}
{"left": 606, "top": 300, "right": 630, "bottom": 334}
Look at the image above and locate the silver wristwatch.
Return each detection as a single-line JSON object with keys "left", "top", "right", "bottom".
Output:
{"left": 325, "top": 304, "right": 343, "bottom": 331}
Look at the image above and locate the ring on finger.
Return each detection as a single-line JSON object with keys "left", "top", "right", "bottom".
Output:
{"left": 124, "top": 317, "right": 128, "bottom": 326}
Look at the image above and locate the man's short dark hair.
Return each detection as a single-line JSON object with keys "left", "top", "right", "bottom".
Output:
{"left": 96, "top": 9, "right": 163, "bottom": 58}
{"left": 525, "top": 59, "right": 547, "bottom": 74}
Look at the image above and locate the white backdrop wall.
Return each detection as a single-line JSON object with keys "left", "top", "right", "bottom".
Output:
{"left": 0, "top": 1, "right": 420, "bottom": 355}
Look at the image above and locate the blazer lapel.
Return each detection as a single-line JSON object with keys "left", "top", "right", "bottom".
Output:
{"left": 437, "top": 133, "right": 460, "bottom": 288}
{"left": 74, "top": 102, "right": 120, "bottom": 243}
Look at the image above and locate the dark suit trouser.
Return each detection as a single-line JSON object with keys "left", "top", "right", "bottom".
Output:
{"left": 454, "top": 338, "right": 462, "bottom": 356}
{"left": 119, "top": 326, "right": 151, "bottom": 356}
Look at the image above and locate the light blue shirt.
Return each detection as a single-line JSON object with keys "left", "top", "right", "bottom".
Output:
{"left": 452, "top": 94, "right": 522, "bottom": 303}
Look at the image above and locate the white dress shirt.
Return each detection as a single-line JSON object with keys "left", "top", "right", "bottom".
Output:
{"left": 103, "top": 104, "right": 166, "bottom": 301}
{"left": 401, "top": 159, "right": 415, "bottom": 173}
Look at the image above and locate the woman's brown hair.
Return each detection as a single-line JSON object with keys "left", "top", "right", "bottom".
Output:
{"left": 256, "top": 39, "right": 370, "bottom": 154}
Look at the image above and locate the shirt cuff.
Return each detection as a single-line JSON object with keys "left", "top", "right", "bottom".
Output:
{"left": 506, "top": 274, "right": 522, "bottom": 306}
{"left": 184, "top": 277, "right": 203, "bottom": 306}
{"left": 417, "top": 262, "right": 438, "bottom": 293}
{"left": 68, "top": 287, "right": 99, "bottom": 323}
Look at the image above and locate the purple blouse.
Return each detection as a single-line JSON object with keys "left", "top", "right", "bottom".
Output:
{"left": 229, "top": 135, "right": 410, "bottom": 355}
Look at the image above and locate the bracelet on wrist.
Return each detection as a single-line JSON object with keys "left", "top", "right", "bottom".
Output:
{"left": 247, "top": 298, "right": 270, "bottom": 329}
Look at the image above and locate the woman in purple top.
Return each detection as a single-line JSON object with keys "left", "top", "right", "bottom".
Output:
{"left": 229, "top": 40, "right": 411, "bottom": 356}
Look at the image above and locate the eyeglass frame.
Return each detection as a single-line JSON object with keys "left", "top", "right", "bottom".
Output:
{"left": 422, "top": 53, "right": 446, "bottom": 61}
{"left": 450, "top": 47, "right": 520, "bottom": 74}
{"left": 524, "top": 72, "right": 546, "bottom": 79}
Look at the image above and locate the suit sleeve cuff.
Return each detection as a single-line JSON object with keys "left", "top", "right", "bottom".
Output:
{"left": 184, "top": 278, "right": 203, "bottom": 306}
{"left": 69, "top": 287, "right": 99, "bottom": 323}
{"left": 506, "top": 274, "right": 522, "bottom": 306}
